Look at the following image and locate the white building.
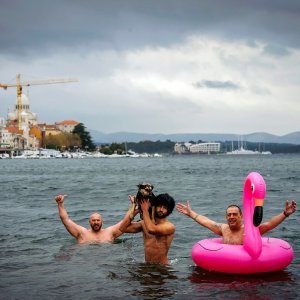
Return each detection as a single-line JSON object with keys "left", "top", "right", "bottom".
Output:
{"left": 174, "top": 142, "right": 221, "bottom": 154}
{"left": 189, "top": 142, "right": 221, "bottom": 153}
{"left": 55, "top": 120, "right": 80, "bottom": 133}
{"left": 0, "top": 128, "right": 14, "bottom": 148}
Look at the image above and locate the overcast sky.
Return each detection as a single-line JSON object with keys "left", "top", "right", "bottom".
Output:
{"left": 0, "top": 0, "right": 299, "bottom": 135}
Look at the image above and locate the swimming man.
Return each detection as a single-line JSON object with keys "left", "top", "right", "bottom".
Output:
{"left": 55, "top": 194, "right": 135, "bottom": 244}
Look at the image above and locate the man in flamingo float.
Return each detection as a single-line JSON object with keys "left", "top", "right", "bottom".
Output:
{"left": 177, "top": 173, "right": 297, "bottom": 273}
{"left": 176, "top": 199, "right": 296, "bottom": 245}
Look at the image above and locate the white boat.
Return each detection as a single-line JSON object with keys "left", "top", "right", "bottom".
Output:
{"left": 91, "top": 152, "right": 108, "bottom": 158}
{"left": 12, "top": 148, "right": 63, "bottom": 159}
{"left": 226, "top": 147, "right": 261, "bottom": 155}
{"left": 226, "top": 146, "right": 272, "bottom": 155}
{"left": 226, "top": 137, "right": 272, "bottom": 155}
{"left": 14, "top": 154, "right": 28, "bottom": 159}
{"left": 261, "top": 151, "right": 272, "bottom": 155}
{"left": 126, "top": 150, "right": 140, "bottom": 157}
{"left": 7, "top": 149, "right": 162, "bottom": 159}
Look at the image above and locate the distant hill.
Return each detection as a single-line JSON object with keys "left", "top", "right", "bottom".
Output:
{"left": 89, "top": 130, "right": 300, "bottom": 145}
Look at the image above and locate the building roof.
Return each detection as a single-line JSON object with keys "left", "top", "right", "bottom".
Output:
{"left": 55, "top": 120, "right": 80, "bottom": 125}
{"left": 5, "top": 127, "right": 23, "bottom": 134}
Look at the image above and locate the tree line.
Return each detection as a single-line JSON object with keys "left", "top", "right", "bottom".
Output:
{"left": 45, "top": 128, "right": 300, "bottom": 154}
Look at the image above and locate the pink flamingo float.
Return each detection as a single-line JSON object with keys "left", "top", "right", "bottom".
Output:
{"left": 191, "top": 172, "right": 294, "bottom": 274}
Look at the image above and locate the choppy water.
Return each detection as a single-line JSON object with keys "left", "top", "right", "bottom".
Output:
{"left": 0, "top": 154, "right": 299, "bottom": 299}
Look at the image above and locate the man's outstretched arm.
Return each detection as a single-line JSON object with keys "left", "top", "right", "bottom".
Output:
{"left": 259, "top": 200, "right": 297, "bottom": 235}
{"left": 55, "top": 194, "right": 84, "bottom": 239}
{"left": 176, "top": 201, "right": 223, "bottom": 235}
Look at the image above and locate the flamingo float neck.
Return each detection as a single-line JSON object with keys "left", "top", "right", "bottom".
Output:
{"left": 243, "top": 172, "right": 266, "bottom": 259}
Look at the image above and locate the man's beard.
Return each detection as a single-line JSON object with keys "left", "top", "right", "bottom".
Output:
{"left": 91, "top": 224, "right": 102, "bottom": 232}
{"left": 155, "top": 211, "right": 168, "bottom": 219}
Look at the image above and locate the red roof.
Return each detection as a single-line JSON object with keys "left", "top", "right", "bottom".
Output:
{"left": 5, "top": 127, "right": 23, "bottom": 134}
{"left": 56, "top": 120, "right": 80, "bottom": 125}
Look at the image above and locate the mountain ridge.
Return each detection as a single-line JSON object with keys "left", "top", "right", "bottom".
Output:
{"left": 89, "top": 130, "right": 300, "bottom": 145}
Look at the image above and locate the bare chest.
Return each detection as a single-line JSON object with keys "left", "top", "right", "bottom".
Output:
{"left": 222, "top": 226, "right": 244, "bottom": 245}
{"left": 79, "top": 229, "right": 113, "bottom": 244}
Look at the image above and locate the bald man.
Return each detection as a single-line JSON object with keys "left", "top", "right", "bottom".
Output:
{"left": 55, "top": 194, "right": 134, "bottom": 244}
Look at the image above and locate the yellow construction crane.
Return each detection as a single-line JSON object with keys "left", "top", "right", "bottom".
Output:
{"left": 0, "top": 73, "right": 78, "bottom": 129}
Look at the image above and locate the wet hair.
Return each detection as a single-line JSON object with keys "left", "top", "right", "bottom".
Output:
{"left": 154, "top": 193, "right": 175, "bottom": 217}
{"left": 226, "top": 204, "right": 242, "bottom": 215}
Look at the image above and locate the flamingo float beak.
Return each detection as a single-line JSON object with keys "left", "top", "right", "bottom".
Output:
{"left": 253, "top": 198, "right": 264, "bottom": 227}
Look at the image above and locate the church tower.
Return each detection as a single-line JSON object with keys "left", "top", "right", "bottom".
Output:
{"left": 7, "top": 93, "right": 38, "bottom": 127}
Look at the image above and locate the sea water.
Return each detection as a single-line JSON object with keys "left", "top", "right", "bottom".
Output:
{"left": 0, "top": 154, "right": 299, "bottom": 299}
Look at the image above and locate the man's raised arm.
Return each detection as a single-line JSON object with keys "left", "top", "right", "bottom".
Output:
{"left": 55, "top": 194, "right": 84, "bottom": 239}
{"left": 113, "top": 195, "right": 138, "bottom": 238}
{"left": 140, "top": 199, "right": 175, "bottom": 236}
{"left": 259, "top": 200, "right": 297, "bottom": 235}
{"left": 176, "top": 200, "right": 222, "bottom": 236}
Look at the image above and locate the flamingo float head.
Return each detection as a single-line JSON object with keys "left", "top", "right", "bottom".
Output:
{"left": 243, "top": 172, "right": 266, "bottom": 259}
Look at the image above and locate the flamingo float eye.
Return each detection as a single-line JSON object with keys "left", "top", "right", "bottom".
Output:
{"left": 251, "top": 184, "right": 255, "bottom": 193}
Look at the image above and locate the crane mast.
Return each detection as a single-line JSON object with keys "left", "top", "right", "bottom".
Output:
{"left": 0, "top": 74, "right": 78, "bottom": 129}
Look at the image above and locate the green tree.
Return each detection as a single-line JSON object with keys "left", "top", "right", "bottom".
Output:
{"left": 72, "top": 123, "right": 96, "bottom": 151}
{"left": 110, "top": 143, "right": 125, "bottom": 154}
{"left": 99, "top": 143, "right": 125, "bottom": 155}
{"left": 45, "top": 133, "right": 81, "bottom": 150}
{"left": 100, "top": 145, "right": 113, "bottom": 155}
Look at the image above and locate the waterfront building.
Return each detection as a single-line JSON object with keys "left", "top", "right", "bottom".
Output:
{"left": 0, "top": 127, "right": 15, "bottom": 148}
{"left": 38, "top": 123, "right": 61, "bottom": 136}
{"left": 55, "top": 120, "right": 80, "bottom": 133}
{"left": 174, "top": 142, "right": 221, "bottom": 154}
{"left": 189, "top": 142, "right": 221, "bottom": 153}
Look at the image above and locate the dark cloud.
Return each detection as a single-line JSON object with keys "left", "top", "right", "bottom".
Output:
{"left": 194, "top": 80, "right": 240, "bottom": 90}
{"left": 1, "top": 0, "right": 299, "bottom": 135}
{"left": 1, "top": 0, "right": 300, "bottom": 57}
